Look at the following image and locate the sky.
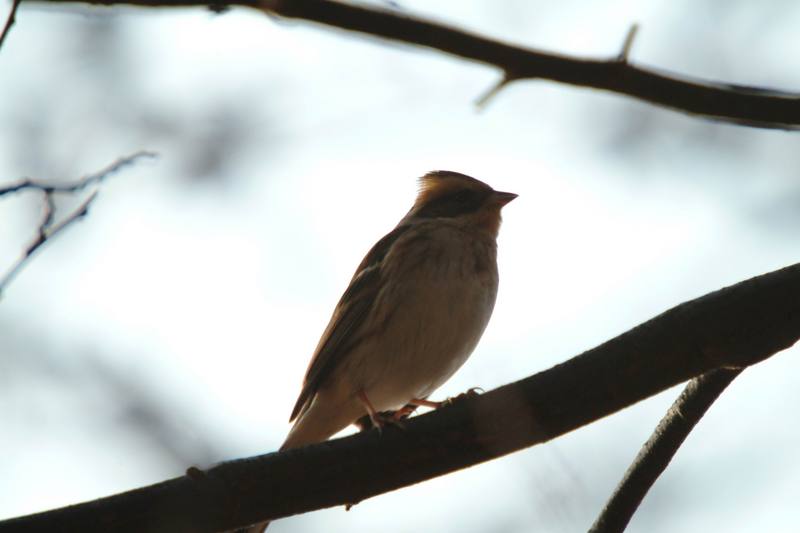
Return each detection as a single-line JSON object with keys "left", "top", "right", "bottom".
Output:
{"left": 1, "top": 1, "right": 799, "bottom": 532}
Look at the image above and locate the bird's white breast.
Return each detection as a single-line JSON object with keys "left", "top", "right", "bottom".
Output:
{"left": 338, "top": 221, "right": 499, "bottom": 411}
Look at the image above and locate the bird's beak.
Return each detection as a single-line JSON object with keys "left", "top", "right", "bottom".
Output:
{"left": 492, "top": 190, "right": 518, "bottom": 206}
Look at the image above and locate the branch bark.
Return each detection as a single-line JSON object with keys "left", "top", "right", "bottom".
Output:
{"left": 34, "top": 0, "right": 800, "bottom": 129}
{"left": 1, "top": 262, "right": 798, "bottom": 533}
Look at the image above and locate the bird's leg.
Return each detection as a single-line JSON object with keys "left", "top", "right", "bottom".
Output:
{"left": 391, "top": 404, "right": 418, "bottom": 420}
{"left": 408, "top": 397, "right": 443, "bottom": 409}
{"left": 357, "top": 390, "right": 381, "bottom": 426}
{"left": 410, "top": 388, "right": 485, "bottom": 409}
{"left": 357, "top": 390, "right": 405, "bottom": 430}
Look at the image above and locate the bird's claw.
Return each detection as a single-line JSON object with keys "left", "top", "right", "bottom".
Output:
{"left": 354, "top": 388, "right": 483, "bottom": 431}
{"left": 371, "top": 412, "right": 407, "bottom": 432}
{"left": 442, "top": 387, "right": 484, "bottom": 406}
{"left": 355, "top": 406, "right": 414, "bottom": 432}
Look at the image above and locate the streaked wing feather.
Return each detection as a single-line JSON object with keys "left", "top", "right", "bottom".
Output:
{"left": 289, "top": 224, "right": 411, "bottom": 421}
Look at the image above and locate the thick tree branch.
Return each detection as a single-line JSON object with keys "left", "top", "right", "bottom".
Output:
{"left": 588, "top": 368, "right": 743, "bottom": 533}
{"left": 1, "top": 262, "right": 798, "bottom": 533}
{"left": 33, "top": 0, "right": 800, "bottom": 129}
{"left": 0, "top": 151, "right": 156, "bottom": 299}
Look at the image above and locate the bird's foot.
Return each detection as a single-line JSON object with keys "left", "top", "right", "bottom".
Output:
{"left": 373, "top": 413, "right": 406, "bottom": 431}
{"left": 444, "top": 387, "right": 484, "bottom": 405}
{"left": 408, "top": 397, "right": 443, "bottom": 409}
{"left": 356, "top": 390, "right": 407, "bottom": 432}
{"left": 357, "top": 411, "right": 407, "bottom": 432}
{"left": 392, "top": 404, "right": 418, "bottom": 420}
{"left": 408, "top": 388, "right": 484, "bottom": 410}
{"left": 355, "top": 404, "right": 416, "bottom": 431}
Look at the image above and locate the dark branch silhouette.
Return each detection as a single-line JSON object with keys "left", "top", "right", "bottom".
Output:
{"left": 589, "top": 368, "right": 743, "bottom": 533}
{"left": 1, "top": 262, "right": 797, "bottom": 533}
{"left": 0, "top": 0, "right": 21, "bottom": 50}
{"left": 0, "top": 151, "right": 157, "bottom": 197}
{"left": 35, "top": 0, "right": 800, "bottom": 129}
{"left": 616, "top": 23, "right": 639, "bottom": 63}
{"left": 0, "top": 151, "right": 157, "bottom": 299}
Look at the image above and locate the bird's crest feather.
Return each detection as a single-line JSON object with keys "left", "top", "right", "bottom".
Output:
{"left": 416, "top": 170, "right": 492, "bottom": 207}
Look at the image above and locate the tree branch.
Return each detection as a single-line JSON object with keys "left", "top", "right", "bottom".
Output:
{"left": 1, "top": 262, "right": 798, "bottom": 532}
{"left": 0, "top": 151, "right": 157, "bottom": 299}
{"left": 0, "top": 0, "right": 21, "bottom": 51}
{"left": 33, "top": 0, "right": 800, "bottom": 129}
{"left": 588, "top": 368, "right": 743, "bottom": 533}
{"left": 0, "top": 150, "right": 157, "bottom": 197}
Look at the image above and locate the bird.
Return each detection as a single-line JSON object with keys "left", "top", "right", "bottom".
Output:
{"left": 238, "top": 170, "right": 516, "bottom": 532}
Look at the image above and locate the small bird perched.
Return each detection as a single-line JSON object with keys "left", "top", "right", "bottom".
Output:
{"left": 239, "top": 171, "right": 515, "bottom": 532}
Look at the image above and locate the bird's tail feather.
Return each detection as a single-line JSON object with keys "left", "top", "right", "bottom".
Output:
{"left": 230, "top": 396, "right": 357, "bottom": 532}
{"left": 280, "top": 393, "right": 357, "bottom": 450}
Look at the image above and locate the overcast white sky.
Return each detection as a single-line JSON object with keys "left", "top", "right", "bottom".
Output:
{"left": 1, "top": 1, "right": 799, "bottom": 532}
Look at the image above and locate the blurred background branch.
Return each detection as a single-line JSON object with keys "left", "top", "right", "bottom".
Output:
{"left": 0, "top": 0, "right": 20, "bottom": 49}
{"left": 0, "top": 151, "right": 156, "bottom": 299}
{"left": 0, "top": 150, "right": 156, "bottom": 196}
{"left": 0, "top": 318, "right": 235, "bottom": 490}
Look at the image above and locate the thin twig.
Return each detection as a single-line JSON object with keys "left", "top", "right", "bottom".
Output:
{"left": 588, "top": 368, "right": 743, "bottom": 533}
{"left": 0, "top": 192, "right": 99, "bottom": 297}
{"left": 0, "top": 151, "right": 157, "bottom": 299}
{"left": 475, "top": 73, "right": 514, "bottom": 109}
{"left": 0, "top": 150, "right": 157, "bottom": 197}
{"left": 0, "top": 0, "right": 21, "bottom": 50}
{"left": 617, "top": 23, "right": 639, "bottom": 63}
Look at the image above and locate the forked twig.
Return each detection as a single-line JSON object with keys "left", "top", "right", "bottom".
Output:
{"left": 0, "top": 151, "right": 157, "bottom": 299}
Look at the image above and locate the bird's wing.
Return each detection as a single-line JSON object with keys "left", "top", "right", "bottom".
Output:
{"left": 289, "top": 224, "right": 412, "bottom": 421}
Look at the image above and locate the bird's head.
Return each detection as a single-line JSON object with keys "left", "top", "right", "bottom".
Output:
{"left": 405, "top": 170, "right": 517, "bottom": 236}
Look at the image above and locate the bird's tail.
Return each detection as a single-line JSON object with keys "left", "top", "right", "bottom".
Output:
{"left": 231, "top": 396, "right": 356, "bottom": 532}
{"left": 281, "top": 392, "right": 359, "bottom": 450}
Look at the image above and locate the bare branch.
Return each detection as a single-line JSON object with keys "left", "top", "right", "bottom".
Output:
{"left": 588, "top": 368, "right": 743, "bottom": 533}
{"left": 0, "top": 0, "right": 21, "bottom": 51}
{"left": 0, "top": 151, "right": 157, "bottom": 299}
{"left": 33, "top": 0, "right": 800, "bottom": 129}
{"left": 1, "top": 262, "right": 798, "bottom": 532}
{"left": 0, "top": 150, "right": 157, "bottom": 197}
{"left": 0, "top": 193, "right": 96, "bottom": 299}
